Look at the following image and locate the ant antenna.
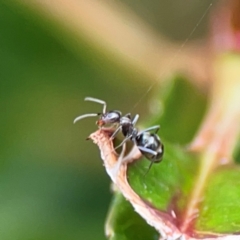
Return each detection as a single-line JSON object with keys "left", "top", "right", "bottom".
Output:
{"left": 73, "top": 113, "right": 100, "bottom": 124}
{"left": 73, "top": 97, "right": 107, "bottom": 124}
{"left": 85, "top": 97, "right": 107, "bottom": 113}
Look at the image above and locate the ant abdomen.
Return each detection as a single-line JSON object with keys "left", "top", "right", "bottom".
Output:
{"left": 136, "top": 132, "right": 164, "bottom": 162}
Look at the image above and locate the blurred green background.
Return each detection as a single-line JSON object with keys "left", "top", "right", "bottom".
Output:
{"left": 0, "top": 0, "right": 210, "bottom": 239}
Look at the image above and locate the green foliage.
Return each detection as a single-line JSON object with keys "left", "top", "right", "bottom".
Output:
{"left": 0, "top": 2, "right": 149, "bottom": 239}
{"left": 106, "top": 76, "right": 204, "bottom": 239}
{"left": 106, "top": 76, "right": 240, "bottom": 238}
{"left": 196, "top": 167, "right": 240, "bottom": 233}
{"left": 155, "top": 76, "right": 207, "bottom": 144}
{"left": 2, "top": 0, "right": 239, "bottom": 239}
{"left": 128, "top": 143, "right": 198, "bottom": 212}
{"left": 106, "top": 193, "right": 159, "bottom": 240}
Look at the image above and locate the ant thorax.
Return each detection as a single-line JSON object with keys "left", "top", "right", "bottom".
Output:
{"left": 120, "top": 116, "right": 135, "bottom": 137}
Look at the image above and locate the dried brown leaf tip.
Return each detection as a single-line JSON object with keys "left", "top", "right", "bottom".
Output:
{"left": 88, "top": 129, "right": 141, "bottom": 182}
{"left": 88, "top": 129, "right": 183, "bottom": 239}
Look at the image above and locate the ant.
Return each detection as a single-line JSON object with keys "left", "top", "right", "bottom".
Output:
{"left": 74, "top": 97, "right": 164, "bottom": 173}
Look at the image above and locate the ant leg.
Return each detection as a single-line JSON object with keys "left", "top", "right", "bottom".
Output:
{"left": 122, "top": 113, "right": 139, "bottom": 124}
{"left": 137, "top": 146, "right": 158, "bottom": 156}
{"left": 114, "top": 135, "right": 132, "bottom": 150}
{"left": 124, "top": 113, "right": 131, "bottom": 118}
{"left": 84, "top": 97, "right": 107, "bottom": 113}
{"left": 132, "top": 114, "right": 139, "bottom": 125}
{"left": 73, "top": 113, "right": 99, "bottom": 123}
{"left": 144, "top": 160, "right": 155, "bottom": 176}
{"left": 120, "top": 145, "right": 142, "bottom": 163}
{"left": 137, "top": 146, "right": 160, "bottom": 176}
{"left": 110, "top": 126, "right": 122, "bottom": 140}
{"left": 137, "top": 125, "right": 160, "bottom": 136}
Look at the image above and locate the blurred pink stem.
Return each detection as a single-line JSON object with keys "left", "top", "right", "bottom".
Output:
{"left": 182, "top": 53, "right": 240, "bottom": 232}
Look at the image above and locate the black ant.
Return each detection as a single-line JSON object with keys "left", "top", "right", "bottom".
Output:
{"left": 74, "top": 97, "right": 164, "bottom": 172}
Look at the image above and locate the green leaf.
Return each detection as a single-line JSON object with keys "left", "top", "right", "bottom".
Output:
{"left": 151, "top": 75, "right": 207, "bottom": 144}
{"left": 106, "top": 193, "right": 159, "bottom": 240}
{"left": 128, "top": 143, "right": 198, "bottom": 215}
{"left": 106, "top": 77, "right": 201, "bottom": 238}
{"left": 196, "top": 166, "right": 240, "bottom": 233}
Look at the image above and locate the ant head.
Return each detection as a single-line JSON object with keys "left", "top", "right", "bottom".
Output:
{"left": 97, "top": 111, "right": 122, "bottom": 127}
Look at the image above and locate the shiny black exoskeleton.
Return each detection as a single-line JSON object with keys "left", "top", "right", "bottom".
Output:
{"left": 114, "top": 122, "right": 164, "bottom": 171}
{"left": 136, "top": 132, "right": 163, "bottom": 160}
{"left": 135, "top": 131, "right": 164, "bottom": 171}
{"left": 74, "top": 97, "right": 164, "bottom": 171}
